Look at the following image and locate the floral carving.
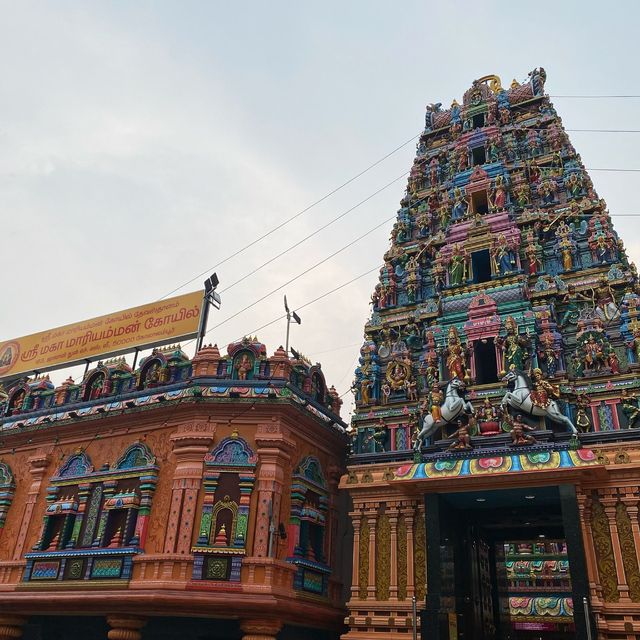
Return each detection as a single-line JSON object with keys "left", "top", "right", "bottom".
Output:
{"left": 375, "top": 512, "right": 390, "bottom": 600}
{"left": 591, "top": 496, "right": 619, "bottom": 602}
{"left": 616, "top": 501, "right": 640, "bottom": 601}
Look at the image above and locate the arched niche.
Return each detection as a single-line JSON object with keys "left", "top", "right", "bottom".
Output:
{"left": 193, "top": 436, "right": 257, "bottom": 581}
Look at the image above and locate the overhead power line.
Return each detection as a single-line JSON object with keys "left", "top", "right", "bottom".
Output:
{"left": 228, "top": 264, "right": 382, "bottom": 344}
{"left": 208, "top": 217, "right": 394, "bottom": 332}
{"left": 220, "top": 172, "right": 408, "bottom": 294}
{"left": 159, "top": 134, "right": 419, "bottom": 300}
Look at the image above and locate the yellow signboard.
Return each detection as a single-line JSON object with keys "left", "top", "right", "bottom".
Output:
{"left": 0, "top": 291, "right": 203, "bottom": 379}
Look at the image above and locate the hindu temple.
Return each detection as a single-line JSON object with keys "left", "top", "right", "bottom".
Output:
{"left": 0, "top": 339, "right": 348, "bottom": 639}
{"left": 344, "top": 69, "right": 640, "bottom": 640}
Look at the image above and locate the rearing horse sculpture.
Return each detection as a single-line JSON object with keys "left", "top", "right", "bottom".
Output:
{"left": 414, "top": 377, "right": 474, "bottom": 450}
{"left": 501, "top": 368, "right": 577, "bottom": 434}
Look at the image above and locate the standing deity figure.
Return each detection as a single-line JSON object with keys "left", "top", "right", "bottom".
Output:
{"left": 538, "top": 334, "right": 560, "bottom": 377}
{"left": 529, "top": 368, "right": 560, "bottom": 408}
{"left": 429, "top": 156, "right": 440, "bottom": 187}
{"left": 405, "top": 256, "right": 420, "bottom": 304}
{"left": 627, "top": 326, "right": 640, "bottom": 364}
{"left": 497, "top": 316, "right": 530, "bottom": 375}
{"left": 450, "top": 188, "right": 468, "bottom": 221}
{"left": 524, "top": 238, "right": 543, "bottom": 275}
{"left": 486, "top": 135, "right": 501, "bottom": 163}
{"left": 489, "top": 175, "right": 508, "bottom": 211}
{"left": 448, "top": 244, "right": 468, "bottom": 286}
{"left": 574, "top": 392, "right": 592, "bottom": 432}
{"left": 445, "top": 326, "right": 470, "bottom": 382}
{"left": 556, "top": 220, "right": 577, "bottom": 272}
{"left": 422, "top": 353, "right": 440, "bottom": 390}
{"left": 492, "top": 234, "right": 517, "bottom": 276}
{"left": 621, "top": 389, "right": 640, "bottom": 428}
{"left": 529, "top": 67, "right": 547, "bottom": 96}
{"left": 593, "top": 278, "right": 620, "bottom": 322}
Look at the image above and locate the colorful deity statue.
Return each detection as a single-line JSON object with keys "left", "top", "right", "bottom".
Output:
{"left": 444, "top": 326, "right": 469, "bottom": 381}
{"left": 405, "top": 256, "right": 420, "bottom": 304}
{"left": 448, "top": 244, "right": 468, "bottom": 286}
{"left": 556, "top": 220, "right": 577, "bottom": 272}
{"left": 487, "top": 135, "right": 501, "bottom": 163}
{"left": 489, "top": 174, "right": 508, "bottom": 211}
{"left": 538, "top": 178, "right": 557, "bottom": 205}
{"left": 514, "top": 182, "right": 530, "bottom": 208}
{"left": 523, "top": 234, "right": 543, "bottom": 275}
{"left": 416, "top": 210, "right": 432, "bottom": 237}
{"left": 564, "top": 172, "right": 584, "bottom": 200}
{"left": 509, "top": 415, "right": 537, "bottom": 446}
{"left": 497, "top": 316, "right": 530, "bottom": 375}
{"left": 447, "top": 419, "right": 473, "bottom": 450}
{"left": 492, "top": 234, "right": 517, "bottom": 276}
{"left": 574, "top": 392, "right": 592, "bottom": 432}
{"left": 627, "top": 325, "right": 640, "bottom": 364}
{"left": 593, "top": 278, "right": 620, "bottom": 322}
{"left": 386, "top": 355, "right": 412, "bottom": 392}
{"left": 450, "top": 188, "right": 469, "bottom": 222}
{"left": 429, "top": 156, "right": 440, "bottom": 187}
{"left": 575, "top": 331, "right": 613, "bottom": 375}
{"left": 538, "top": 334, "right": 560, "bottom": 377}
{"left": 621, "top": 389, "right": 640, "bottom": 428}
{"left": 530, "top": 368, "right": 560, "bottom": 408}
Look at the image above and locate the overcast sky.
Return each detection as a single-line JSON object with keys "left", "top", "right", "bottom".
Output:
{"left": 2, "top": 1, "right": 639, "bottom": 416}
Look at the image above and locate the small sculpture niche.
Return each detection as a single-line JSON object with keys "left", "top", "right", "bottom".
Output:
{"left": 233, "top": 351, "right": 255, "bottom": 381}
{"left": 7, "top": 389, "right": 26, "bottom": 414}
{"left": 84, "top": 372, "right": 105, "bottom": 401}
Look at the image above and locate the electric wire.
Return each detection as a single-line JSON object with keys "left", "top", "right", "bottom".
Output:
{"left": 219, "top": 171, "right": 409, "bottom": 294}
{"left": 158, "top": 134, "right": 420, "bottom": 300}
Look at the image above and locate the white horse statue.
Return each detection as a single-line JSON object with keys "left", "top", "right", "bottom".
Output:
{"left": 414, "top": 377, "right": 474, "bottom": 450}
{"left": 501, "top": 369, "right": 577, "bottom": 434}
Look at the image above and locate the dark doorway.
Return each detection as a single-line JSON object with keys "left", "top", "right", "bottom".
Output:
{"left": 472, "top": 190, "right": 489, "bottom": 215}
{"left": 474, "top": 339, "right": 498, "bottom": 385}
{"left": 473, "top": 113, "right": 486, "bottom": 129}
{"left": 423, "top": 486, "right": 593, "bottom": 640}
{"left": 471, "top": 249, "right": 492, "bottom": 283}
{"left": 472, "top": 146, "right": 486, "bottom": 166}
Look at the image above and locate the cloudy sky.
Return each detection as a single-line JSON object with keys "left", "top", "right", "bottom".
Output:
{"left": 1, "top": 1, "right": 639, "bottom": 416}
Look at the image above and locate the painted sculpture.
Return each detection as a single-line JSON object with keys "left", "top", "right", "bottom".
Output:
{"left": 351, "top": 69, "right": 638, "bottom": 456}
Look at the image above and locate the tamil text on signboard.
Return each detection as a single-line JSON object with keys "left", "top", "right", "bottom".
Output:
{"left": 0, "top": 291, "right": 203, "bottom": 379}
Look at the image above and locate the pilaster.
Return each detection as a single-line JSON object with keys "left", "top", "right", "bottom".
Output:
{"left": 163, "top": 421, "right": 216, "bottom": 555}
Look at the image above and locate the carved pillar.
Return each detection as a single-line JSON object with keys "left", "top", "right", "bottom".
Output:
{"left": 13, "top": 448, "right": 52, "bottom": 559}
{"left": 252, "top": 421, "right": 296, "bottom": 558}
{"left": 0, "top": 616, "right": 26, "bottom": 639}
{"left": 163, "top": 421, "right": 216, "bottom": 555}
{"left": 240, "top": 619, "right": 282, "bottom": 640}
{"left": 366, "top": 508, "right": 377, "bottom": 599}
{"left": 620, "top": 490, "right": 640, "bottom": 574}
{"left": 403, "top": 505, "right": 416, "bottom": 597}
{"left": 106, "top": 615, "right": 146, "bottom": 640}
{"left": 350, "top": 509, "right": 361, "bottom": 598}
{"left": 577, "top": 491, "right": 602, "bottom": 602}
{"left": 602, "top": 495, "right": 631, "bottom": 601}
{"left": 389, "top": 505, "right": 399, "bottom": 601}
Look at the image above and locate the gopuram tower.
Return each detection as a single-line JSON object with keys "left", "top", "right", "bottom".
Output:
{"left": 343, "top": 70, "right": 640, "bottom": 640}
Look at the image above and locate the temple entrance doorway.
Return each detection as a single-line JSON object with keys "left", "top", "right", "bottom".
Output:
{"left": 423, "top": 485, "right": 593, "bottom": 640}
{"left": 474, "top": 339, "right": 498, "bottom": 385}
